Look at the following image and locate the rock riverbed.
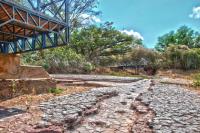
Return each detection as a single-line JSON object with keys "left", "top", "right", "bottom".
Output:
{"left": 1, "top": 75, "right": 200, "bottom": 133}
{"left": 36, "top": 78, "right": 200, "bottom": 133}
{"left": 37, "top": 79, "right": 153, "bottom": 133}
{"left": 140, "top": 82, "right": 200, "bottom": 133}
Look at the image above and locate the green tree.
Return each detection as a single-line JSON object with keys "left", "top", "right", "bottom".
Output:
{"left": 22, "top": 23, "right": 142, "bottom": 72}
{"left": 175, "top": 26, "right": 195, "bottom": 47}
{"left": 70, "top": 23, "right": 142, "bottom": 65}
{"left": 155, "top": 31, "right": 176, "bottom": 52}
{"left": 155, "top": 26, "right": 200, "bottom": 51}
{"left": 122, "top": 46, "right": 159, "bottom": 67}
{"left": 13, "top": 0, "right": 100, "bottom": 29}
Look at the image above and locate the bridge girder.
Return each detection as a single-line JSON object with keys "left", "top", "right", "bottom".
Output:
{"left": 0, "top": 0, "right": 70, "bottom": 54}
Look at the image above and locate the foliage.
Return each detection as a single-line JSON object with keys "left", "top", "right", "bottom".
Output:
{"left": 181, "top": 49, "right": 200, "bottom": 70}
{"left": 83, "top": 62, "right": 95, "bottom": 73}
{"left": 160, "top": 45, "right": 200, "bottom": 70}
{"left": 192, "top": 73, "right": 200, "bottom": 87}
{"left": 16, "top": 0, "right": 145, "bottom": 74}
{"left": 22, "top": 47, "right": 87, "bottom": 73}
{"left": 48, "top": 88, "right": 63, "bottom": 94}
{"left": 99, "top": 55, "right": 121, "bottom": 66}
{"left": 155, "top": 26, "right": 200, "bottom": 71}
{"left": 22, "top": 24, "right": 141, "bottom": 73}
{"left": 68, "top": 0, "right": 100, "bottom": 28}
{"left": 122, "top": 46, "right": 159, "bottom": 68}
{"left": 155, "top": 26, "right": 200, "bottom": 51}
{"left": 70, "top": 23, "right": 142, "bottom": 65}
{"left": 13, "top": 0, "right": 100, "bottom": 29}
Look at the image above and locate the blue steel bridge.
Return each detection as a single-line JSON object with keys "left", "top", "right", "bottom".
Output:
{"left": 0, "top": 0, "right": 70, "bottom": 54}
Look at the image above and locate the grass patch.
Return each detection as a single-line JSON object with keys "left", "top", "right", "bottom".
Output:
{"left": 192, "top": 73, "right": 200, "bottom": 88}
{"left": 48, "top": 88, "right": 63, "bottom": 94}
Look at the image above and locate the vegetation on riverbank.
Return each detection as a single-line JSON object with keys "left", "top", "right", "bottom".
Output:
{"left": 18, "top": 0, "right": 200, "bottom": 81}
{"left": 193, "top": 74, "right": 200, "bottom": 87}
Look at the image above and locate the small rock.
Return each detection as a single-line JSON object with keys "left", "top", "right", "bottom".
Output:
{"left": 84, "top": 107, "right": 99, "bottom": 116}
{"left": 115, "top": 109, "right": 126, "bottom": 114}
{"left": 135, "top": 97, "right": 142, "bottom": 101}
{"left": 90, "top": 120, "right": 107, "bottom": 127}
{"left": 64, "top": 114, "right": 78, "bottom": 123}
{"left": 120, "top": 101, "right": 127, "bottom": 105}
{"left": 62, "top": 111, "right": 68, "bottom": 115}
{"left": 130, "top": 103, "right": 137, "bottom": 110}
{"left": 35, "top": 121, "right": 51, "bottom": 128}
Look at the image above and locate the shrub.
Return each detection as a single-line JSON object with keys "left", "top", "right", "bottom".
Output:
{"left": 48, "top": 88, "right": 63, "bottom": 94}
{"left": 83, "top": 62, "right": 95, "bottom": 73}
{"left": 161, "top": 45, "right": 200, "bottom": 70}
{"left": 22, "top": 47, "right": 89, "bottom": 73}
{"left": 122, "top": 46, "right": 159, "bottom": 68}
{"left": 192, "top": 74, "right": 200, "bottom": 87}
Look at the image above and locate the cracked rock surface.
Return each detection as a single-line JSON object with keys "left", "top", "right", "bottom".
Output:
{"left": 5, "top": 75, "right": 200, "bottom": 133}
{"left": 39, "top": 88, "right": 119, "bottom": 129}
{"left": 140, "top": 82, "right": 200, "bottom": 133}
{"left": 38, "top": 79, "right": 153, "bottom": 133}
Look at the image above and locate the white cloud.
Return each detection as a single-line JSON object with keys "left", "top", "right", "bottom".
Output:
{"left": 92, "top": 16, "right": 101, "bottom": 23}
{"left": 80, "top": 14, "right": 101, "bottom": 24}
{"left": 189, "top": 6, "right": 200, "bottom": 19}
{"left": 120, "top": 30, "right": 144, "bottom": 40}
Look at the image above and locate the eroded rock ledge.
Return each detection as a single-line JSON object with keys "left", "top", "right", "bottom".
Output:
{"left": 30, "top": 79, "right": 152, "bottom": 133}
{"left": 130, "top": 82, "right": 155, "bottom": 133}
{"left": 39, "top": 88, "right": 119, "bottom": 130}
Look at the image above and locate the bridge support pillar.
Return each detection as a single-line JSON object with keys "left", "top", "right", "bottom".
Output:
{"left": 0, "top": 54, "right": 20, "bottom": 79}
{"left": 0, "top": 54, "right": 57, "bottom": 100}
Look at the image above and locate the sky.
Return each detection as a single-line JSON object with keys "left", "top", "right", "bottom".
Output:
{"left": 97, "top": 0, "right": 200, "bottom": 48}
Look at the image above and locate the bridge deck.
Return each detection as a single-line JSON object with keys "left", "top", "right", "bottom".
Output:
{"left": 0, "top": 0, "right": 69, "bottom": 54}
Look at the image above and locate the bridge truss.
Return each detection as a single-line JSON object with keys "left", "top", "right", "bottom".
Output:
{"left": 0, "top": 0, "right": 70, "bottom": 54}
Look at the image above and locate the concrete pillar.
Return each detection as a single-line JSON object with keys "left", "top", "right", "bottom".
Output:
{"left": 0, "top": 54, "right": 20, "bottom": 79}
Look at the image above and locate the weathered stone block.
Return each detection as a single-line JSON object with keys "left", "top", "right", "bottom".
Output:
{"left": 0, "top": 54, "right": 20, "bottom": 79}
{"left": 0, "top": 78, "right": 56, "bottom": 100}
{"left": 0, "top": 54, "right": 50, "bottom": 79}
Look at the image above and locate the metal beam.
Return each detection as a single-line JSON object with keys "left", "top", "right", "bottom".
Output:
{"left": 0, "top": 0, "right": 70, "bottom": 54}
{"left": 0, "top": 19, "right": 14, "bottom": 28}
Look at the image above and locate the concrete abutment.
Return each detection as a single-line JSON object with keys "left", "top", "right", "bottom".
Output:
{"left": 0, "top": 54, "right": 56, "bottom": 100}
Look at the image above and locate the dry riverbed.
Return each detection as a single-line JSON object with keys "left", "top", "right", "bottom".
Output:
{"left": 0, "top": 75, "right": 200, "bottom": 133}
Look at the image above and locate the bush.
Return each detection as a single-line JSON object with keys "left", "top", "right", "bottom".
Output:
{"left": 192, "top": 73, "right": 200, "bottom": 87}
{"left": 121, "top": 46, "right": 160, "bottom": 70}
{"left": 48, "top": 88, "right": 63, "bottom": 94}
{"left": 83, "top": 62, "right": 95, "bottom": 73}
{"left": 22, "top": 47, "right": 90, "bottom": 73}
{"left": 193, "top": 80, "right": 200, "bottom": 87}
{"left": 161, "top": 45, "right": 200, "bottom": 70}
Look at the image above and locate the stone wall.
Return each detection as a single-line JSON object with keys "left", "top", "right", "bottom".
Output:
{"left": 0, "top": 78, "right": 56, "bottom": 100}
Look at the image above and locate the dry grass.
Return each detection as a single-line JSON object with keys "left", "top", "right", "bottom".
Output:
{"left": 93, "top": 67, "right": 148, "bottom": 78}
{"left": 157, "top": 69, "right": 200, "bottom": 80}
{"left": 157, "top": 69, "right": 200, "bottom": 93}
